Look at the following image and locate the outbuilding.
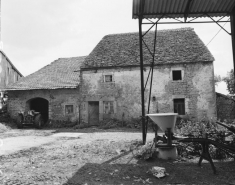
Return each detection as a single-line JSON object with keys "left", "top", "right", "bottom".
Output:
{"left": 5, "top": 56, "right": 85, "bottom": 123}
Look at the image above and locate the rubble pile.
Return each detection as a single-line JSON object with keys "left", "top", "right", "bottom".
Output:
{"left": 148, "top": 166, "right": 168, "bottom": 179}
{"left": 132, "top": 141, "right": 155, "bottom": 160}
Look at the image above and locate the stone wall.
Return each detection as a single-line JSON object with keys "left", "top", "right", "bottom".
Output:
{"left": 216, "top": 92, "right": 235, "bottom": 121}
{"left": 7, "top": 88, "right": 81, "bottom": 122}
{"left": 81, "top": 61, "right": 217, "bottom": 123}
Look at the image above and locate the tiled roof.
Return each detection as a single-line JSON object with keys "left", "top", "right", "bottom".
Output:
{"left": 83, "top": 28, "right": 214, "bottom": 68}
{"left": 5, "top": 56, "right": 86, "bottom": 91}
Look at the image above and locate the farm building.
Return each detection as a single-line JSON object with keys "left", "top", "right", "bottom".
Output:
{"left": 5, "top": 56, "right": 85, "bottom": 123}
{"left": 5, "top": 28, "right": 217, "bottom": 125}
{"left": 80, "top": 28, "right": 217, "bottom": 125}
{"left": 0, "top": 50, "right": 23, "bottom": 90}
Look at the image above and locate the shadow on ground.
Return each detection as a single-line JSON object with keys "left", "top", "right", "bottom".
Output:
{"left": 62, "top": 153, "right": 235, "bottom": 185}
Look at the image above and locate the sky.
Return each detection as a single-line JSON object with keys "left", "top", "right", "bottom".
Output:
{"left": 1, "top": 0, "right": 234, "bottom": 94}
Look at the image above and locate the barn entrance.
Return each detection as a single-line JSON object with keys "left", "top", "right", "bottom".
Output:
{"left": 27, "top": 98, "right": 49, "bottom": 122}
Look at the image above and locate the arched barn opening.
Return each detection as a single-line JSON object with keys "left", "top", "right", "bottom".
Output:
{"left": 27, "top": 98, "right": 49, "bottom": 122}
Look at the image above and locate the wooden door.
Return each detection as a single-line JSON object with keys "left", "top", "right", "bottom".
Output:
{"left": 88, "top": 101, "right": 99, "bottom": 125}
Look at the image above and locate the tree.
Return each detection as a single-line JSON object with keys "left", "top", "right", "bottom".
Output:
{"left": 214, "top": 74, "right": 222, "bottom": 86}
{"left": 222, "top": 69, "right": 235, "bottom": 95}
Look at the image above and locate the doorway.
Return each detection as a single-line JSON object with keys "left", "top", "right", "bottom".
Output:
{"left": 26, "top": 98, "right": 49, "bottom": 122}
{"left": 88, "top": 101, "right": 99, "bottom": 125}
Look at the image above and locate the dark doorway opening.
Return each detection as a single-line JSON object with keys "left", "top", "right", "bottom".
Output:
{"left": 173, "top": 98, "right": 185, "bottom": 115}
{"left": 27, "top": 98, "right": 49, "bottom": 122}
{"left": 88, "top": 101, "right": 99, "bottom": 125}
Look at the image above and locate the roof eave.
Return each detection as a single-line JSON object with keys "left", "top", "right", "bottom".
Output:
{"left": 132, "top": 0, "right": 235, "bottom": 20}
{"left": 81, "top": 60, "right": 214, "bottom": 71}
{"left": 4, "top": 86, "right": 80, "bottom": 91}
{"left": 0, "top": 50, "right": 24, "bottom": 77}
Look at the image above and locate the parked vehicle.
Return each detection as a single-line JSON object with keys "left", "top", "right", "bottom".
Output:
{"left": 16, "top": 110, "right": 45, "bottom": 129}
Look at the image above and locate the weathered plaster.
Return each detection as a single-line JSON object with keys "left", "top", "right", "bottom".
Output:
{"left": 81, "top": 62, "right": 216, "bottom": 122}
{"left": 8, "top": 88, "right": 81, "bottom": 122}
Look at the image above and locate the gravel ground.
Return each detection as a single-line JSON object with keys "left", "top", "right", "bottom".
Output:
{"left": 0, "top": 127, "right": 234, "bottom": 185}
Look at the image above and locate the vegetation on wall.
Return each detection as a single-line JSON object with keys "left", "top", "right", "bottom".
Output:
{"left": 223, "top": 69, "right": 234, "bottom": 96}
{"left": 175, "top": 118, "right": 235, "bottom": 160}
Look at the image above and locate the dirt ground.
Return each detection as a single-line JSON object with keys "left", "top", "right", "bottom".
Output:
{"left": 0, "top": 127, "right": 235, "bottom": 185}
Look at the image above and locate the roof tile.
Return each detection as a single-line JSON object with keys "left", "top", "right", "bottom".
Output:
{"left": 5, "top": 56, "right": 86, "bottom": 91}
{"left": 83, "top": 28, "right": 214, "bottom": 68}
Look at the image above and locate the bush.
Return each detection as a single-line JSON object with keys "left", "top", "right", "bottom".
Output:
{"left": 72, "top": 122, "right": 90, "bottom": 129}
{"left": 175, "top": 119, "right": 235, "bottom": 160}
{"left": 125, "top": 117, "right": 142, "bottom": 129}
{"left": 99, "top": 118, "right": 122, "bottom": 129}
{"left": 125, "top": 117, "right": 155, "bottom": 130}
{"left": 47, "top": 120, "right": 79, "bottom": 128}
{"left": 0, "top": 123, "right": 9, "bottom": 133}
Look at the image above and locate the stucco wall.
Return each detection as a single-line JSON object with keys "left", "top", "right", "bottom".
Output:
{"left": 81, "top": 62, "right": 216, "bottom": 123}
{"left": 0, "top": 52, "right": 22, "bottom": 89}
{"left": 8, "top": 88, "right": 81, "bottom": 122}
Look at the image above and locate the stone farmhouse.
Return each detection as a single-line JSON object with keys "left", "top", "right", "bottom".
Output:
{"left": 81, "top": 28, "right": 216, "bottom": 125}
{"left": 6, "top": 28, "right": 217, "bottom": 124}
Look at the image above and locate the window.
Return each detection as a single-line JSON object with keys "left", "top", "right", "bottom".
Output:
{"left": 103, "top": 101, "right": 114, "bottom": 114}
{"left": 104, "top": 75, "right": 113, "bottom": 82}
{"left": 172, "top": 70, "right": 182, "bottom": 81}
{"left": 173, "top": 99, "right": 185, "bottom": 115}
{"left": 65, "top": 105, "right": 74, "bottom": 114}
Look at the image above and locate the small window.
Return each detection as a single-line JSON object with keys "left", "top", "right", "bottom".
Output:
{"left": 8, "top": 67, "right": 10, "bottom": 75}
{"left": 172, "top": 70, "right": 182, "bottom": 81}
{"left": 103, "top": 101, "right": 114, "bottom": 114}
{"left": 173, "top": 99, "right": 185, "bottom": 115}
{"left": 104, "top": 75, "right": 113, "bottom": 82}
{"left": 65, "top": 105, "right": 74, "bottom": 114}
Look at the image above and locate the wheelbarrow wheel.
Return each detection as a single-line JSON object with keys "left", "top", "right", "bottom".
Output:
{"left": 34, "top": 114, "right": 44, "bottom": 129}
{"left": 16, "top": 114, "right": 24, "bottom": 129}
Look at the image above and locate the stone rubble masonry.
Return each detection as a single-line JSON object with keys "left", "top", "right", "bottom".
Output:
{"left": 216, "top": 92, "right": 235, "bottom": 121}
{"left": 6, "top": 61, "right": 217, "bottom": 123}
{"left": 7, "top": 88, "right": 81, "bottom": 122}
{"left": 81, "top": 61, "right": 217, "bottom": 123}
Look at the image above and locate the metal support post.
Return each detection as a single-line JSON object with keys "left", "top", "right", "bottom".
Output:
{"left": 138, "top": 0, "right": 146, "bottom": 145}
{"left": 167, "top": 128, "right": 172, "bottom": 146}
{"left": 230, "top": 8, "right": 235, "bottom": 94}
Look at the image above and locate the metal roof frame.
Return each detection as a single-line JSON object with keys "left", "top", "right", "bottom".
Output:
{"left": 133, "top": 0, "right": 235, "bottom": 20}
{"left": 133, "top": 0, "right": 235, "bottom": 144}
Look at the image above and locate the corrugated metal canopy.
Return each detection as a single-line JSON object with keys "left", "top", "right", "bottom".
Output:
{"left": 133, "top": 0, "right": 235, "bottom": 19}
